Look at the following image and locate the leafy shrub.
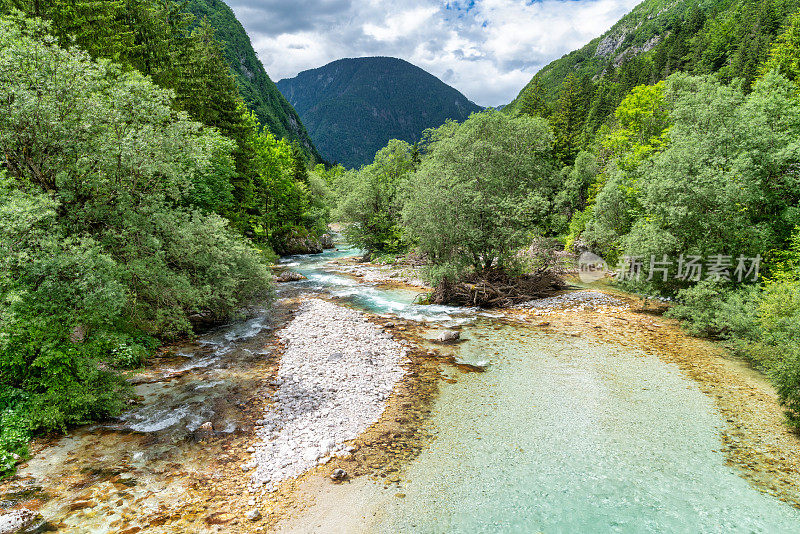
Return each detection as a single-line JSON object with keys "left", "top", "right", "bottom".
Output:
{"left": 668, "top": 228, "right": 800, "bottom": 427}
{"left": 0, "top": 390, "right": 29, "bottom": 476}
{"left": 666, "top": 281, "right": 760, "bottom": 340}
{"left": 0, "top": 15, "right": 274, "bottom": 476}
{"left": 403, "top": 111, "right": 557, "bottom": 280}
{"left": 336, "top": 140, "right": 416, "bottom": 255}
{"left": 759, "top": 229, "right": 800, "bottom": 425}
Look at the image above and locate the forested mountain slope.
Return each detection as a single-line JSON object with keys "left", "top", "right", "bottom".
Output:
{"left": 277, "top": 57, "right": 483, "bottom": 168}
{"left": 184, "top": 0, "right": 322, "bottom": 161}
{"left": 506, "top": 0, "right": 799, "bottom": 162}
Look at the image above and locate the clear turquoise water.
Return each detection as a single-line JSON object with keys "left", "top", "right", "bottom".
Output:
{"left": 280, "top": 246, "right": 800, "bottom": 533}
{"left": 354, "top": 325, "right": 800, "bottom": 533}
{"left": 20, "top": 245, "right": 796, "bottom": 533}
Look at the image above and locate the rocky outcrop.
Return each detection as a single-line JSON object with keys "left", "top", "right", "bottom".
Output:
{"left": 282, "top": 234, "right": 323, "bottom": 255}
{"left": 595, "top": 31, "right": 628, "bottom": 58}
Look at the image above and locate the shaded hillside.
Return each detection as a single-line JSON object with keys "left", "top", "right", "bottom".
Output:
{"left": 277, "top": 57, "right": 483, "bottom": 168}
{"left": 185, "top": 0, "right": 322, "bottom": 161}
{"left": 505, "top": 0, "right": 798, "bottom": 159}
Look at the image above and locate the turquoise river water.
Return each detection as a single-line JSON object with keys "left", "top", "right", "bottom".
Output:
{"left": 279, "top": 246, "right": 800, "bottom": 533}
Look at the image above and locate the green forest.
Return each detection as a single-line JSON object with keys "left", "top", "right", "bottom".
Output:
{"left": 0, "top": 2, "right": 332, "bottom": 475}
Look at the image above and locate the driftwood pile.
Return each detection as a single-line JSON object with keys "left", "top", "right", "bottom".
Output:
{"left": 431, "top": 269, "right": 565, "bottom": 308}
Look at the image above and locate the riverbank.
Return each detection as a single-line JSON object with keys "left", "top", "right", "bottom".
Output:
{"left": 273, "top": 289, "right": 800, "bottom": 532}
{"left": 3, "top": 249, "right": 800, "bottom": 533}
{"left": 325, "top": 256, "right": 429, "bottom": 289}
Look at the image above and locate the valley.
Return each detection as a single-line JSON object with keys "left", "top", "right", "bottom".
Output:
{"left": 2, "top": 0, "right": 800, "bottom": 532}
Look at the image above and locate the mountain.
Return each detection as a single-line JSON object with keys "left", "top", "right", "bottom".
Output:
{"left": 500, "top": 0, "right": 800, "bottom": 165}
{"left": 506, "top": 0, "right": 798, "bottom": 119}
{"left": 506, "top": 0, "right": 687, "bottom": 114}
{"left": 184, "top": 0, "right": 322, "bottom": 161}
{"left": 276, "top": 57, "right": 483, "bottom": 168}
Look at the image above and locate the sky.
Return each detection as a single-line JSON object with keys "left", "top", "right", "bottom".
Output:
{"left": 227, "top": 0, "right": 642, "bottom": 107}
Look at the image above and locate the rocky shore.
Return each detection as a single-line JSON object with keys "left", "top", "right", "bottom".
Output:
{"left": 516, "top": 290, "right": 628, "bottom": 312}
{"left": 245, "top": 299, "right": 408, "bottom": 493}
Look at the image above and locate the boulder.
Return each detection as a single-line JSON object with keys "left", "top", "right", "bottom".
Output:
{"left": 282, "top": 233, "right": 324, "bottom": 255}
{"left": 277, "top": 270, "right": 307, "bottom": 283}
{"left": 320, "top": 234, "right": 334, "bottom": 249}
{"left": 330, "top": 468, "right": 347, "bottom": 481}
{"left": 437, "top": 330, "right": 460, "bottom": 343}
{"left": 245, "top": 509, "right": 262, "bottom": 522}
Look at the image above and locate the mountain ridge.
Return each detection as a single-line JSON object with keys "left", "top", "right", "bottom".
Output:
{"left": 277, "top": 56, "right": 483, "bottom": 168}
{"left": 185, "top": 0, "right": 322, "bottom": 161}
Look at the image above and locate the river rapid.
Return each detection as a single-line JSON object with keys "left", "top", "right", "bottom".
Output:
{"left": 2, "top": 243, "right": 800, "bottom": 533}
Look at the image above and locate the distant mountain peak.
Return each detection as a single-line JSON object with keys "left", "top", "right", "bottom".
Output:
{"left": 277, "top": 56, "right": 482, "bottom": 168}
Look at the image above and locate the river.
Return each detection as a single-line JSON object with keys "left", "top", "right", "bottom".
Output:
{"left": 2, "top": 243, "right": 800, "bottom": 533}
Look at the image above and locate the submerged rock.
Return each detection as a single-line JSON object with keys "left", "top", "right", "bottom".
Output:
{"left": 196, "top": 421, "right": 214, "bottom": 441}
{"left": 0, "top": 509, "right": 40, "bottom": 534}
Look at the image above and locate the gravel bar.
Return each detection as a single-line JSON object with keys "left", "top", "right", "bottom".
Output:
{"left": 246, "top": 299, "right": 407, "bottom": 492}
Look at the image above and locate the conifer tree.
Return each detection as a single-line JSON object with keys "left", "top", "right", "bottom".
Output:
{"left": 519, "top": 79, "right": 549, "bottom": 119}
{"left": 551, "top": 74, "right": 586, "bottom": 165}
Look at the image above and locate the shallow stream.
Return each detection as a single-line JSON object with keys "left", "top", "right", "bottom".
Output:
{"left": 2, "top": 243, "right": 800, "bottom": 532}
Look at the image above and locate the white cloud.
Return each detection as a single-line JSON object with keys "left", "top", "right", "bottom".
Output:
{"left": 227, "top": 0, "right": 642, "bottom": 107}
{"left": 363, "top": 6, "right": 439, "bottom": 42}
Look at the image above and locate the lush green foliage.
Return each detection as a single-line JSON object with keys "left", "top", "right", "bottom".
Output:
{"left": 276, "top": 57, "right": 482, "bottom": 168}
{"left": 580, "top": 72, "right": 800, "bottom": 294}
{"left": 335, "top": 140, "right": 416, "bottom": 255}
{"left": 0, "top": 0, "right": 321, "bottom": 162}
{"left": 667, "top": 230, "right": 800, "bottom": 425}
{"left": 0, "top": 15, "right": 297, "bottom": 476}
{"left": 402, "top": 112, "right": 557, "bottom": 281}
{"left": 183, "top": 0, "right": 321, "bottom": 161}
{"left": 1, "top": 2, "right": 329, "bottom": 249}
{"left": 507, "top": 0, "right": 800, "bottom": 155}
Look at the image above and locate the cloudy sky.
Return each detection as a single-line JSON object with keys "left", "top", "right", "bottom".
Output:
{"left": 227, "top": 0, "right": 641, "bottom": 107}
